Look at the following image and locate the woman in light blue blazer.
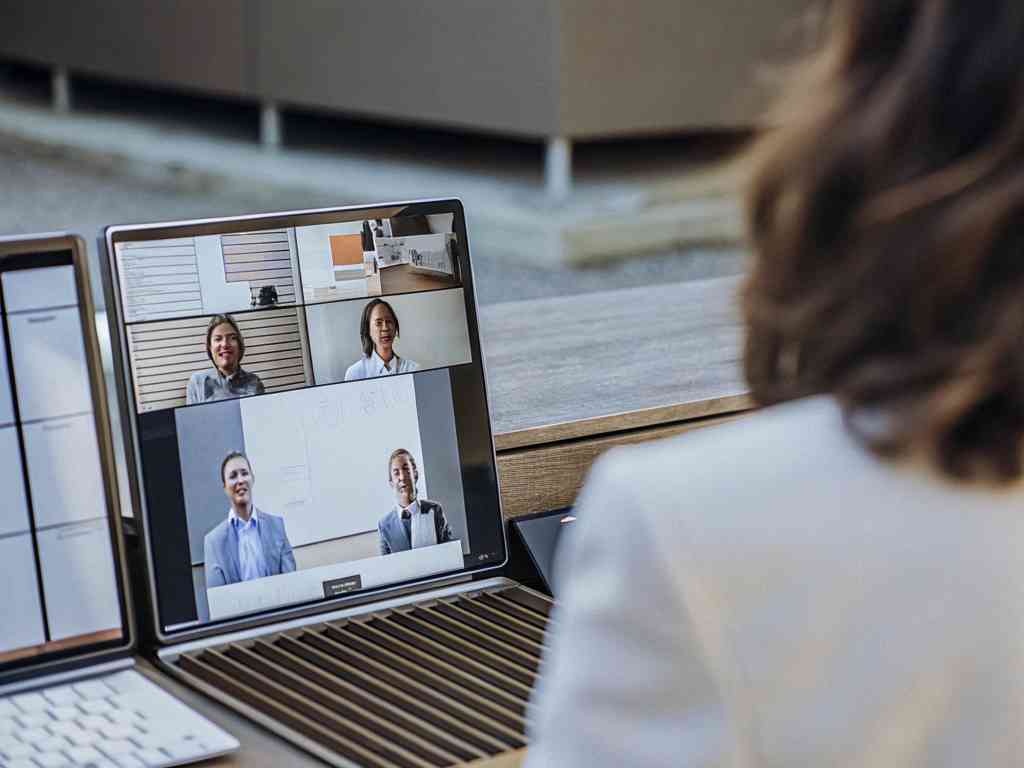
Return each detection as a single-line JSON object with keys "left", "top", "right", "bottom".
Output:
{"left": 203, "top": 451, "right": 296, "bottom": 589}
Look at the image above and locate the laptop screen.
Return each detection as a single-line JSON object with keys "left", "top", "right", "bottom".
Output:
{"left": 0, "top": 241, "right": 128, "bottom": 677}
{"left": 106, "top": 201, "right": 506, "bottom": 636}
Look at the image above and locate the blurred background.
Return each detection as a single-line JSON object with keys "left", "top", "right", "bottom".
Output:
{"left": 0, "top": 0, "right": 815, "bottom": 308}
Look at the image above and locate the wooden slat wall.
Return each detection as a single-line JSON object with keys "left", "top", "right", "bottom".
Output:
{"left": 221, "top": 230, "right": 297, "bottom": 306}
{"left": 117, "top": 237, "right": 203, "bottom": 322}
{"left": 127, "top": 308, "right": 312, "bottom": 413}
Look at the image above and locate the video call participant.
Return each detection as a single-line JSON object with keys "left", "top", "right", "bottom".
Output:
{"left": 204, "top": 451, "right": 296, "bottom": 588}
{"left": 377, "top": 448, "right": 454, "bottom": 555}
{"left": 344, "top": 299, "right": 420, "bottom": 381}
{"left": 186, "top": 314, "right": 266, "bottom": 404}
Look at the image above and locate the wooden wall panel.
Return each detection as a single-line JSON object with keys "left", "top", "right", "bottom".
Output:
{"left": 127, "top": 308, "right": 313, "bottom": 413}
{"left": 221, "top": 230, "right": 297, "bottom": 306}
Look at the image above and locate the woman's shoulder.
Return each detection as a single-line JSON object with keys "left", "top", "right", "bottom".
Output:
{"left": 596, "top": 397, "right": 844, "bottom": 487}
{"left": 345, "top": 357, "right": 368, "bottom": 379}
{"left": 584, "top": 397, "right": 860, "bottom": 534}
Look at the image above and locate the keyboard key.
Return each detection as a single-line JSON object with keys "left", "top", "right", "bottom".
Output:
{"left": 108, "top": 694, "right": 150, "bottom": 716}
{"left": 99, "top": 725, "right": 135, "bottom": 742}
{"left": 199, "top": 731, "right": 240, "bottom": 754}
{"left": 35, "top": 735, "right": 68, "bottom": 752}
{"left": 47, "top": 706, "right": 80, "bottom": 722}
{"left": 6, "top": 758, "right": 39, "bottom": 768}
{"left": 77, "top": 716, "right": 109, "bottom": 731}
{"left": 20, "top": 726, "right": 52, "bottom": 744}
{"left": 72, "top": 681, "right": 113, "bottom": 701}
{"left": 104, "top": 710, "right": 139, "bottom": 726}
{"left": 16, "top": 712, "right": 51, "bottom": 728}
{"left": 79, "top": 700, "right": 114, "bottom": 715}
{"left": 66, "top": 729, "right": 102, "bottom": 747}
{"left": 103, "top": 673, "right": 150, "bottom": 695}
{"left": 33, "top": 752, "right": 70, "bottom": 768}
{"left": 42, "top": 687, "right": 79, "bottom": 707}
{"left": 12, "top": 692, "right": 48, "bottom": 713}
{"left": 98, "top": 740, "right": 136, "bottom": 757}
{"left": 0, "top": 733, "right": 23, "bottom": 750}
{"left": 1, "top": 741, "right": 34, "bottom": 759}
{"left": 112, "top": 756, "right": 145, "bottom": 768}
{"left": 0, "top": 699, "right": 19, "bottom": 717}
{"left": 65, "top": 745, "right": 106, "bottom": 764}
{"left": 134, "top": 747, "right": 167, "bottom": 766}
{"left": 131, "top": 732, "right": 168, "bottom": 750}
{"left": 0, "top": 716, "right": 17, "bottom": 734}
{"left": 48, "top": 721, "right": 84, "bottom": 738}
{"left": 163, "top": 740, "right": 209, "bottom": 762}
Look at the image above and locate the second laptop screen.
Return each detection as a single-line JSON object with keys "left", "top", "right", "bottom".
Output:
{"left": 113, "top": 211, "right": 491, "bottom": 630}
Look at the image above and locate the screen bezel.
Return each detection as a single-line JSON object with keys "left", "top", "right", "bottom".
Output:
{"left": 0, "top": 233, "right": 135, "bottom": 685}
{"left": 101, "top": 199, "right": 508, "bottom": 646}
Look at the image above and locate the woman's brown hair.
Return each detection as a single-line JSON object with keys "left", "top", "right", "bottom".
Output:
{"left": 743, "top": 0, "right": 1024, "bottom": 480}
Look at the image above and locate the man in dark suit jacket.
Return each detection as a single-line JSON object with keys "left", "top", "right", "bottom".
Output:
{"left": 378, "top": 448, "right": 455, "bottom": 555}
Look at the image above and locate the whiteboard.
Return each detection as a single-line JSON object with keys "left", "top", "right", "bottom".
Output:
{"left": 207, "top": 540, "right": 463, "bottom": 620}
{"left": 239, "top": 376, "right": 426, "bottom": 546}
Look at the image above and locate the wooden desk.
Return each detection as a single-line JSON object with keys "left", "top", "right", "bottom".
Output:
{"left": 483, "top": 274, "right": 752, "bottom": 517}
{"left": 379, "top": 264, "right": 460, "bottom": 295}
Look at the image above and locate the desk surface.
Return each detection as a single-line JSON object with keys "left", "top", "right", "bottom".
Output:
{"left": 481, "top": 274, "right": 749, "bottom": 450}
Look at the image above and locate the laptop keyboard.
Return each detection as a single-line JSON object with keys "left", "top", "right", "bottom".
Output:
{"left": 173, "top": 585, "right": 553, "bottom": 768}
{"left": 0, "top": 669, "right": 237, "bottom": 768}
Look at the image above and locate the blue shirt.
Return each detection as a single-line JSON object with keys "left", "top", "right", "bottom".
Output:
{"left": 229, "top": 507, "right": 269, "bottom": 582}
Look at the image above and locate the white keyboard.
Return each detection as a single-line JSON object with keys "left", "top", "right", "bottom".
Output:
{"left": 0, "top": 669, "right": 238, "bottom": 768}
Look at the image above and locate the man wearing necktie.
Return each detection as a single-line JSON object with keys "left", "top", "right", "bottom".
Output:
{"left": 377, "top": 448, "right": 455, "bottom": 555}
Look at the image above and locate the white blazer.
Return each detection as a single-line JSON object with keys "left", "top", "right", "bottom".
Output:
{"left": 526, "top": 396, "right": 1024, "bottom": 767}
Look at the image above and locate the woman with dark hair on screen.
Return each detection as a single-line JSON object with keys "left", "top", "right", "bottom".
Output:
{"left": 186, "top": 314, "right": 265, "bottom": 404}
{"left": 344, "top": 298, "right": 420, "bottom": 381}
{"left": 527, "top": 2, "right": 1024, "bottom": 765}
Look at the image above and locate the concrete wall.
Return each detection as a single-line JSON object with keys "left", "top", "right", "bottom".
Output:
{"left": 0, "top": 0, "right": 813, "bottom": 136}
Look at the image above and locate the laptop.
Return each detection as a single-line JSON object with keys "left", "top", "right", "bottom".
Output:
{"left": 101, "top": 200, "right": 553, "bottom": 767}
{"left": 0, "top": 233, "right": 238, "bottom": 768}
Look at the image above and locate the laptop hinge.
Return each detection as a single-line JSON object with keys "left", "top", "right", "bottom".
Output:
{"left": 0, "top": 656, "right": 134, "bottom": 698}
{"left": 158, "top": 575, "right": 517, "bottom": 661}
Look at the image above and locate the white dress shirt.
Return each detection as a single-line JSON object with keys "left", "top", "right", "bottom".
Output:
{"left": 229, "top": 506, "right": 268, "bottom": 582}
{"left": 344, "top": 351, "right": 420, "bottom": 381}
{"left": 526, "top": 396, "right": 1024, "bottom": 767}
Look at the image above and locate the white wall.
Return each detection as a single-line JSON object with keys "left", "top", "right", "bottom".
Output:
{"left": 295, "top": 221, "right": 365, "bottom": 294}
{"left": 305, "top": 288, "right": 472, "bottom": 384}
{"left": 196, "top": 236, "right": 250, "bottom": 314}
{"left": 238, "top": 375, "right": 427, "bottom": 546}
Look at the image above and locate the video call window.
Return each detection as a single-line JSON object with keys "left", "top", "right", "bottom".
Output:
{"left": 115, "top": 214, "right": 470, "bottom": 414}
{"left": 0, "top": 260, "right": 122, "bottom": 663}
{"left": 110, "top": 210, "right": 494, "bottom": 629}
{"left": 174, "top": 369, "right": 467, "bottom": 622}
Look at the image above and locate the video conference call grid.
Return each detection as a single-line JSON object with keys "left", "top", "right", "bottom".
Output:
{"left": 116, "top": 217, "right": 469, "bottom": 415}
{"left": 123, "top": 287, "right": 474, "bottom": 415}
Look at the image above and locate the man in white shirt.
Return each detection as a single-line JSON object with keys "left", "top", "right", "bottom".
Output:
{"left": 345, "top": 299, "right": 420, "bottom": 381}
